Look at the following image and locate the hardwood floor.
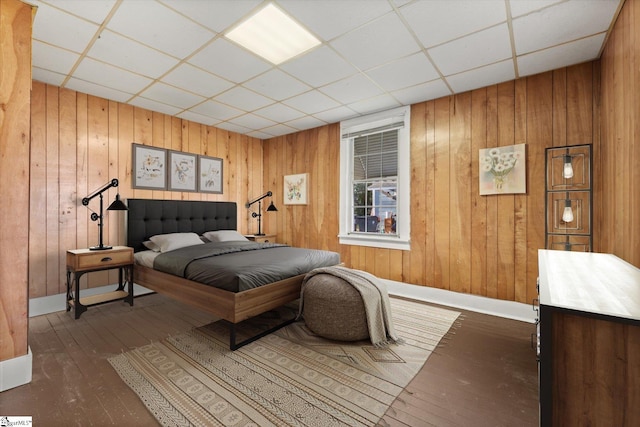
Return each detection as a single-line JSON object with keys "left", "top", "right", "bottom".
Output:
{"left": 0, "top": 294, "right": 539, "bottom": 426}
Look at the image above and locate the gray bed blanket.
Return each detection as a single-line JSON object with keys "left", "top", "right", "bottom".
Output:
{"left": 154, "top": 241, "right": 340, "bottom": 293}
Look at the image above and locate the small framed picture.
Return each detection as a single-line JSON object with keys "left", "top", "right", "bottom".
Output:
{"left": 132, "top": 143, "right": 167, "bottom": 190}
{"left": 284, "top": 173, "right": 308, "bottom": 205}
{"left": 168, "top": 150, "right": 197, "bottom": 192}
{"left": 198, "top": 155, "right": 223, "bottom": 194}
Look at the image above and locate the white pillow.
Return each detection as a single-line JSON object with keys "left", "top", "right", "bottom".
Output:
{"left": 142, "top": 240, "right": 161, "bottom": 252}
{"left": 202, "top": 230, "right": 248, "bottom": 243}
{"left": 149, "top": 232, "right": 204, "bottom": 252}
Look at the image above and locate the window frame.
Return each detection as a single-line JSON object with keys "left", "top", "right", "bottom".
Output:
{"left": 338, "top": 106, "right": 411, "bottom": 250}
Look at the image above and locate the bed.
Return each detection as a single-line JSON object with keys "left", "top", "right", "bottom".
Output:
{"left": 126, "top": 198, "right": 340, "bottom": 349}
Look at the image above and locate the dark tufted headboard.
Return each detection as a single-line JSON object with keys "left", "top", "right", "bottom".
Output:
{"left": 127, "top": 199, "right": 238, "bottom": 252}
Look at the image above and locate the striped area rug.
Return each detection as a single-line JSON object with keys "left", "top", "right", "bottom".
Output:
{"left": 109, "top": 298, "right": 460, "bottom": 427}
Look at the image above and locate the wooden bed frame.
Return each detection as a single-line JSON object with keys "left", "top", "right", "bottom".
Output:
{"left": 127, "top": 198, "right": 304, "bottom": 349}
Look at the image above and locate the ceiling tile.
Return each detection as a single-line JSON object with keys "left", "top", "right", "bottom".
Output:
{"left": 189, "top": 100, "right": 243, "bottom": 121}
{"left": 391, "top": 80, "right": 452, "bottom": 105}
{"left": 279, "top": 0, "right": 392, "bottom": 41}
{"left": 401, "top": 0, "right": 507, "bottom": 48}
{"left": 74, "top": 58, "right": 152, "bottom": 94}
{"left": 214, "top": 86, "right": 274, "bottom": 111}
{"left": 160, "top": 0, "right": 261, "bottom": 33}
{"left": 243, "top": 69, "right": 311, "bottom": 101}
{"left": 66, "top": 78, "right": 133, "bottom": 103}
{"left": 176, "top": 110, "right": 221, "bottom": 127}
{"left": 253, "top": 103, "right": 306, "bottom": 123}
{"left": 285, "top": 115, "right": 327, "bottom": 132}
{"left": 366, "top": 52, "right": 440, "bottom": 92}
{"left": 32, "top": 67, "right": 67, "bottom": 87}
{"left": 313, "top": 106, "right": 358, "bottom": 124}
{"left": 107, "top": 1, "right": 214, "bottom": 59}
{"left": 346, "top": 94, "right": 401, "bottom": 115}
{"left": 330, "top": 12, "right": 421, "bottom": 71}
{"left": 283, "top": 90, "right": 340, "bottom": 115}
{"left": 33, "top": 0, "right": 117, "bottom": 24}
{"left": 513, "top": 0, "right": 620, "bottom": 55}
{"left": 140, "top": 82, "right": 206, "bottom": 109}
{"left": 32, "top": 41, "right": 79, "bottom": 75}
{"left": 248, "top": 130, "right": 277, "bottom": 139}
{"left": 228, "top": 113, "right": 277, "bottom": 130}
{"left": 508, "top": 0, "right": 564, "bottom": 18}
{"left": 188, "top": 38, "right": 272, "bottom": 83}
{"left": 29, "top": 0, "right": 623, "bottom": 137}
{"left": 31, "top": 2, "right": 100, "bottom": 53}
{"left": 517, "top": 34, "right": 606, "bottom": 77}
{"left": 319, "top": 74, "right": 384, "bottom": 105}
{"left": 259, "top": 124, "right": 297, "bottom": 137}
{"left": 280, "top": 45, "right": 357, "bottom": 87}
{"left": 87, "top": 30, "right": 179, "bottom": 78}
{"left": 129, "top": 96, "right": 183, "bottom": 116}
{"left": 215, "top": 121, "right": 252, "bottom": 134}
{"left": 446, "top": 60, "right": 515, "bottom": 93}
{"left": 429, "top": 24, "right": 512, "bottom": 76}
{"left": 163, "top": 63, "right": 234, "bottom": 97}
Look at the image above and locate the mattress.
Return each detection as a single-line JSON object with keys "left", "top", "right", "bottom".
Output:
{"left": 148, "top": 241, "right": 340, "bottom": 293}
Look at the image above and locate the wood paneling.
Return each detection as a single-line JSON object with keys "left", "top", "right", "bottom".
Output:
{"left": 29, "top": 83, "right": 262, "bottom": 298}
{"left": 600, "top": 0, "right": 640, "bottom": 267}
{"left": 0, "top": 0, "right": 32, "bottom": 361}
{"left": 264, "top": 64, "right": 600, "bottom": 303}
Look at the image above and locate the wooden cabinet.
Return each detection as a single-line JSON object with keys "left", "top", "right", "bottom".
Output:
{"left": 66, "top": 246, "right": 134, "bottom": 319}
{"left": 244, "top": 234, "right": 276, "bottom": 243}
{"left": 538, "top": 250, "right": 640, "bottom": 426}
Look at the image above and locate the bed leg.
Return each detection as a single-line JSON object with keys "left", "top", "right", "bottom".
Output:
{"left": 227, "top": 315, "right": 296, "bottom": 351}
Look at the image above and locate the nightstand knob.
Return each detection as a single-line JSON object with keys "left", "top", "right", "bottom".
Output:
{"left": 101, "top": 257, "right": 112, "bottom": 262}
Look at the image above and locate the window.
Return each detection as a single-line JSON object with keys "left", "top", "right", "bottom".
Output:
{"left": 339, "top": 106, "right": 410, "bottom": 250}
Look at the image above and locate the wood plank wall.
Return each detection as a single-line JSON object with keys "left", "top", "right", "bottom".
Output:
{"left": 29, "top": 82, "right": 263, "bottom": 298}
{"left": 265, "top": 63, "right": 600, "bottom": 304}
{"left": 0, "top": 0, "right": 32, "bottom": 362}
{"left": 600, "top": 0, "right": 640, "bottom": 267}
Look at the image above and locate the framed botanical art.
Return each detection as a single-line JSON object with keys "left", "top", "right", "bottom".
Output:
{"left": 168, "top": 150, "right": 197, "bottom": 192}
{"left": 479, "top": 143, "right": 527, "bottom": 195}
{"left": 132, "top": 143, "right": 167, "bottom": 190}
{"left": 198, "top": 155, "right": 223, "bottom": 194}
{"left": 284, "top": 173, "right": 308, "bottom": 205}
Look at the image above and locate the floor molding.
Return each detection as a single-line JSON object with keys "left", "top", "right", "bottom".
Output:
{"left": 29, "top": 281, "right": 536, "bottom": 323}
{"left": 29, "top": 284, "right": 154, "bottom": 318}
{"left": 385, "top": 280, "right": 536, "bottom": 323}
{"left": 0, "top": 346, "right": 32, "bottom": 391}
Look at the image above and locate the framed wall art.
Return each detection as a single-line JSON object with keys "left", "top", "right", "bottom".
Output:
{"left": 198, "top": 155, "right": 223, "bottom": 194}
{"left": 284, "top": 173, "right": 308, "bottom": 205}
{"left": 479, "top": 143, "right": 526, "bottom": 195}
{"left": 132, "top": 143, "right": 167, "bottom": 190}
{"left": 168, "top": 150, "right": 197, "bottom": 192}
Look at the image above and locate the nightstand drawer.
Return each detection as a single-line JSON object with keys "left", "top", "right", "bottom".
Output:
{"left": 67, "top": 247, "right": 133, "bottom": 271}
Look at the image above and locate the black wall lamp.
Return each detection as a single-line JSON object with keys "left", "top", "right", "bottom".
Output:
{"left": 82, "top": 178, "right": 128, "bottom": 250}
{"left": 245, "top": 191, "right": 277, "bottom": 236}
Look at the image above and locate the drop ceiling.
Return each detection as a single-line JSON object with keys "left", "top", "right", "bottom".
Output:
{"left": 28, "top": 0, "right": 622, "bottom": 139}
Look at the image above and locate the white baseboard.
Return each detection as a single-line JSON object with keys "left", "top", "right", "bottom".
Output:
{"left": 384, "top": 280, "right": 536, "bottom": 323}
{"left": 0, "top": 346, "right": 32, "bottom": 391}
{"left": 29, "top": 284, "right": 154, "bottom": 318}
{"left": 29, "top": 280, "right": 535, "bottom": 323}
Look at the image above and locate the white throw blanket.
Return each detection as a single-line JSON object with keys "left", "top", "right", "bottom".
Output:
{"left": 299, "top": 266, "right": 402, "bottom": 347}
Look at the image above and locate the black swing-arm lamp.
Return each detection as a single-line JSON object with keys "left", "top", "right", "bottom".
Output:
{"left": 245, "top": 191, "right": 277, "bottom": 236}
{"left": 82, "top": 178, "right": 128, "bottom": 251}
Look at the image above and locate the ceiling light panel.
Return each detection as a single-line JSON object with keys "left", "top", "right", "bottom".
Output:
{"left": 225, "top": 3, "right": 321, "bottom": 65}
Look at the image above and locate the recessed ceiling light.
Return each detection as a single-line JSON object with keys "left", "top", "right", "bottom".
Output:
{"left": 225, "top": 3, "right": 321, "bottom": 65}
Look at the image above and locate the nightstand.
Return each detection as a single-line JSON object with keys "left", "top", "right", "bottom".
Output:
{"left": 66, "top": 246, "right": 134, "bottom": 319}
{"left": 244, "top": 234, "right": 277, "bottom": 243}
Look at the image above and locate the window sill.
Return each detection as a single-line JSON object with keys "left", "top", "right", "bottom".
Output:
{"left": 338, "top": 233, "right": 410, "bottom": 251}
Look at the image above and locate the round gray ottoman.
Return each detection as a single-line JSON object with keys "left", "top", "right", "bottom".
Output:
{"left": 302, "top": 273, "right": 369, "bottom": 341}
